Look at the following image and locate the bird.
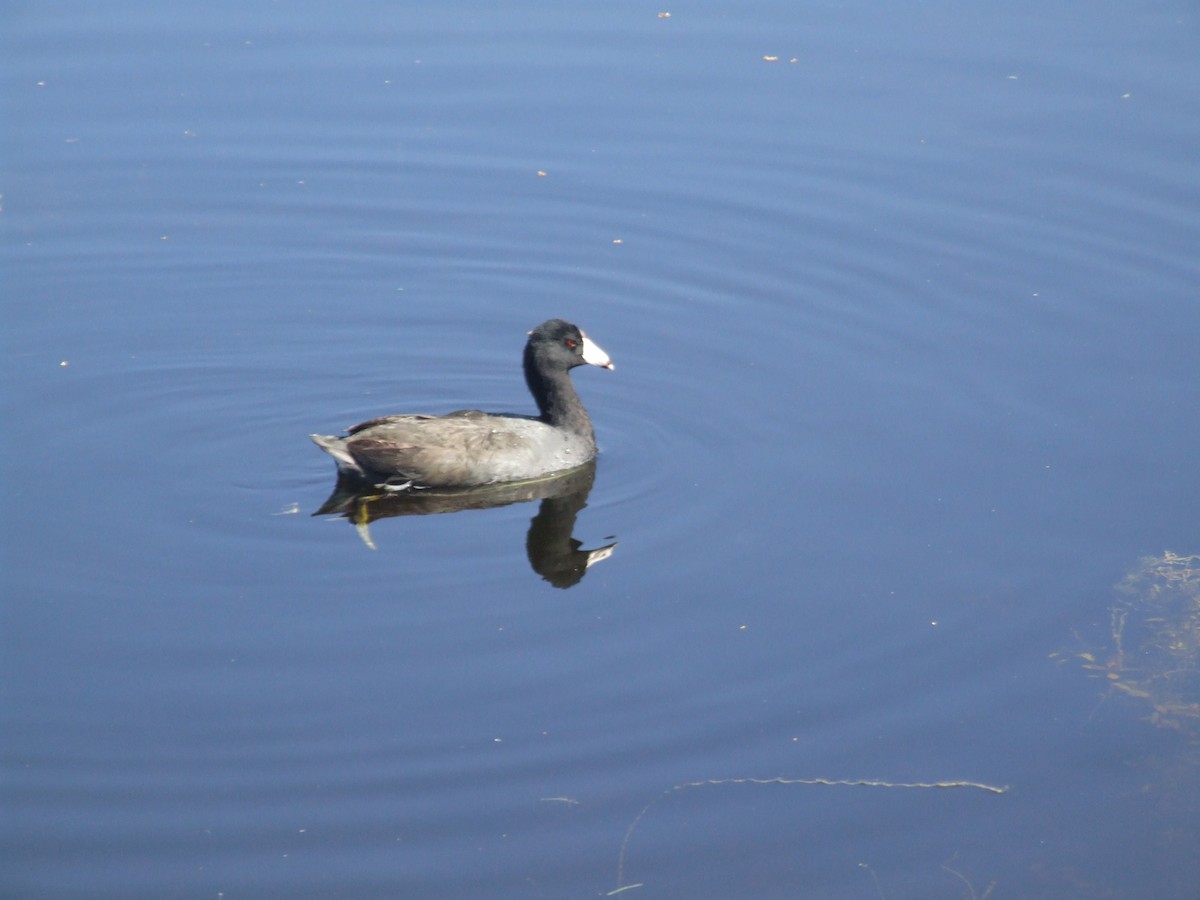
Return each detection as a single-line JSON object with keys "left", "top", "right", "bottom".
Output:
{"left": 310, "top": 319, "right": 613, "bottom": 490}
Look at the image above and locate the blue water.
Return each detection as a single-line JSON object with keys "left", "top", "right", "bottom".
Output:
{"left": 4, "top": 1, "right": 1199, "bottom": 897}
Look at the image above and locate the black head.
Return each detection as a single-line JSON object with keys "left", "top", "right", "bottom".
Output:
{"left": 526, "top": 319, "right": 614, "bottom": 372}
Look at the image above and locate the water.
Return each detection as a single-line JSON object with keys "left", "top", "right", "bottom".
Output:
{"left": 4, "top": 1, "right": 1199, "bottom": 897}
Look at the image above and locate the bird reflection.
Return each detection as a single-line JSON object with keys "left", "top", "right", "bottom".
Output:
{"left": 312, "top": 460, "right": 616, "bottom": 588}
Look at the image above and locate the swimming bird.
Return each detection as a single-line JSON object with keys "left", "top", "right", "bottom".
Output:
{"left": 310, "top": 319, "right": 613, "bottom": 490}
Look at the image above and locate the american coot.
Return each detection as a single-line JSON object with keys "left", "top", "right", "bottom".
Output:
{"left": 310, "top": 319, "right": 614, "bottom": 489}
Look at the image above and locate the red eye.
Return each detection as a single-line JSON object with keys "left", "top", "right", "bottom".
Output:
{"left": 565, "top": 338, "right": 577, "bottom": 348}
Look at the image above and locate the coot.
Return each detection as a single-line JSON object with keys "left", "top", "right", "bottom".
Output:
{"left": 310, "top": 319, "right": 613, "bottom": 489}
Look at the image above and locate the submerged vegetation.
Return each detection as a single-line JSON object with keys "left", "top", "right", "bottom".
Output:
{"left": 1056, "top": 551, "right": 1200, "bottom": 734}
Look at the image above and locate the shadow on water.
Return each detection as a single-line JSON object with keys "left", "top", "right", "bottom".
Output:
{"left": 312, "top": 459, "right": 617, "bottom": 588}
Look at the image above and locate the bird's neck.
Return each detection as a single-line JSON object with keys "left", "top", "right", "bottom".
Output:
{"left": 526, "top": 359, "right": 593, "bottom": 437}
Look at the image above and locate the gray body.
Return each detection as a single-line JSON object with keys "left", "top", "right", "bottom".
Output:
{"left": 311, "top": 410, "right": 596, "bottom": 488}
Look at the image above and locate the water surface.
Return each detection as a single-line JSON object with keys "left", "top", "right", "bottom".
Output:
{"left": 4, "top": 1, "right": 1199, "bottom": 897}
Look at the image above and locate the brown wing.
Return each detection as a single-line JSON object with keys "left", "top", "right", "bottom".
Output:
{"left": 346, "top": 413, "right": 436, "bottom": 435}
{"left": 343, "top": 413, "right": 537, "bottom": 487}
